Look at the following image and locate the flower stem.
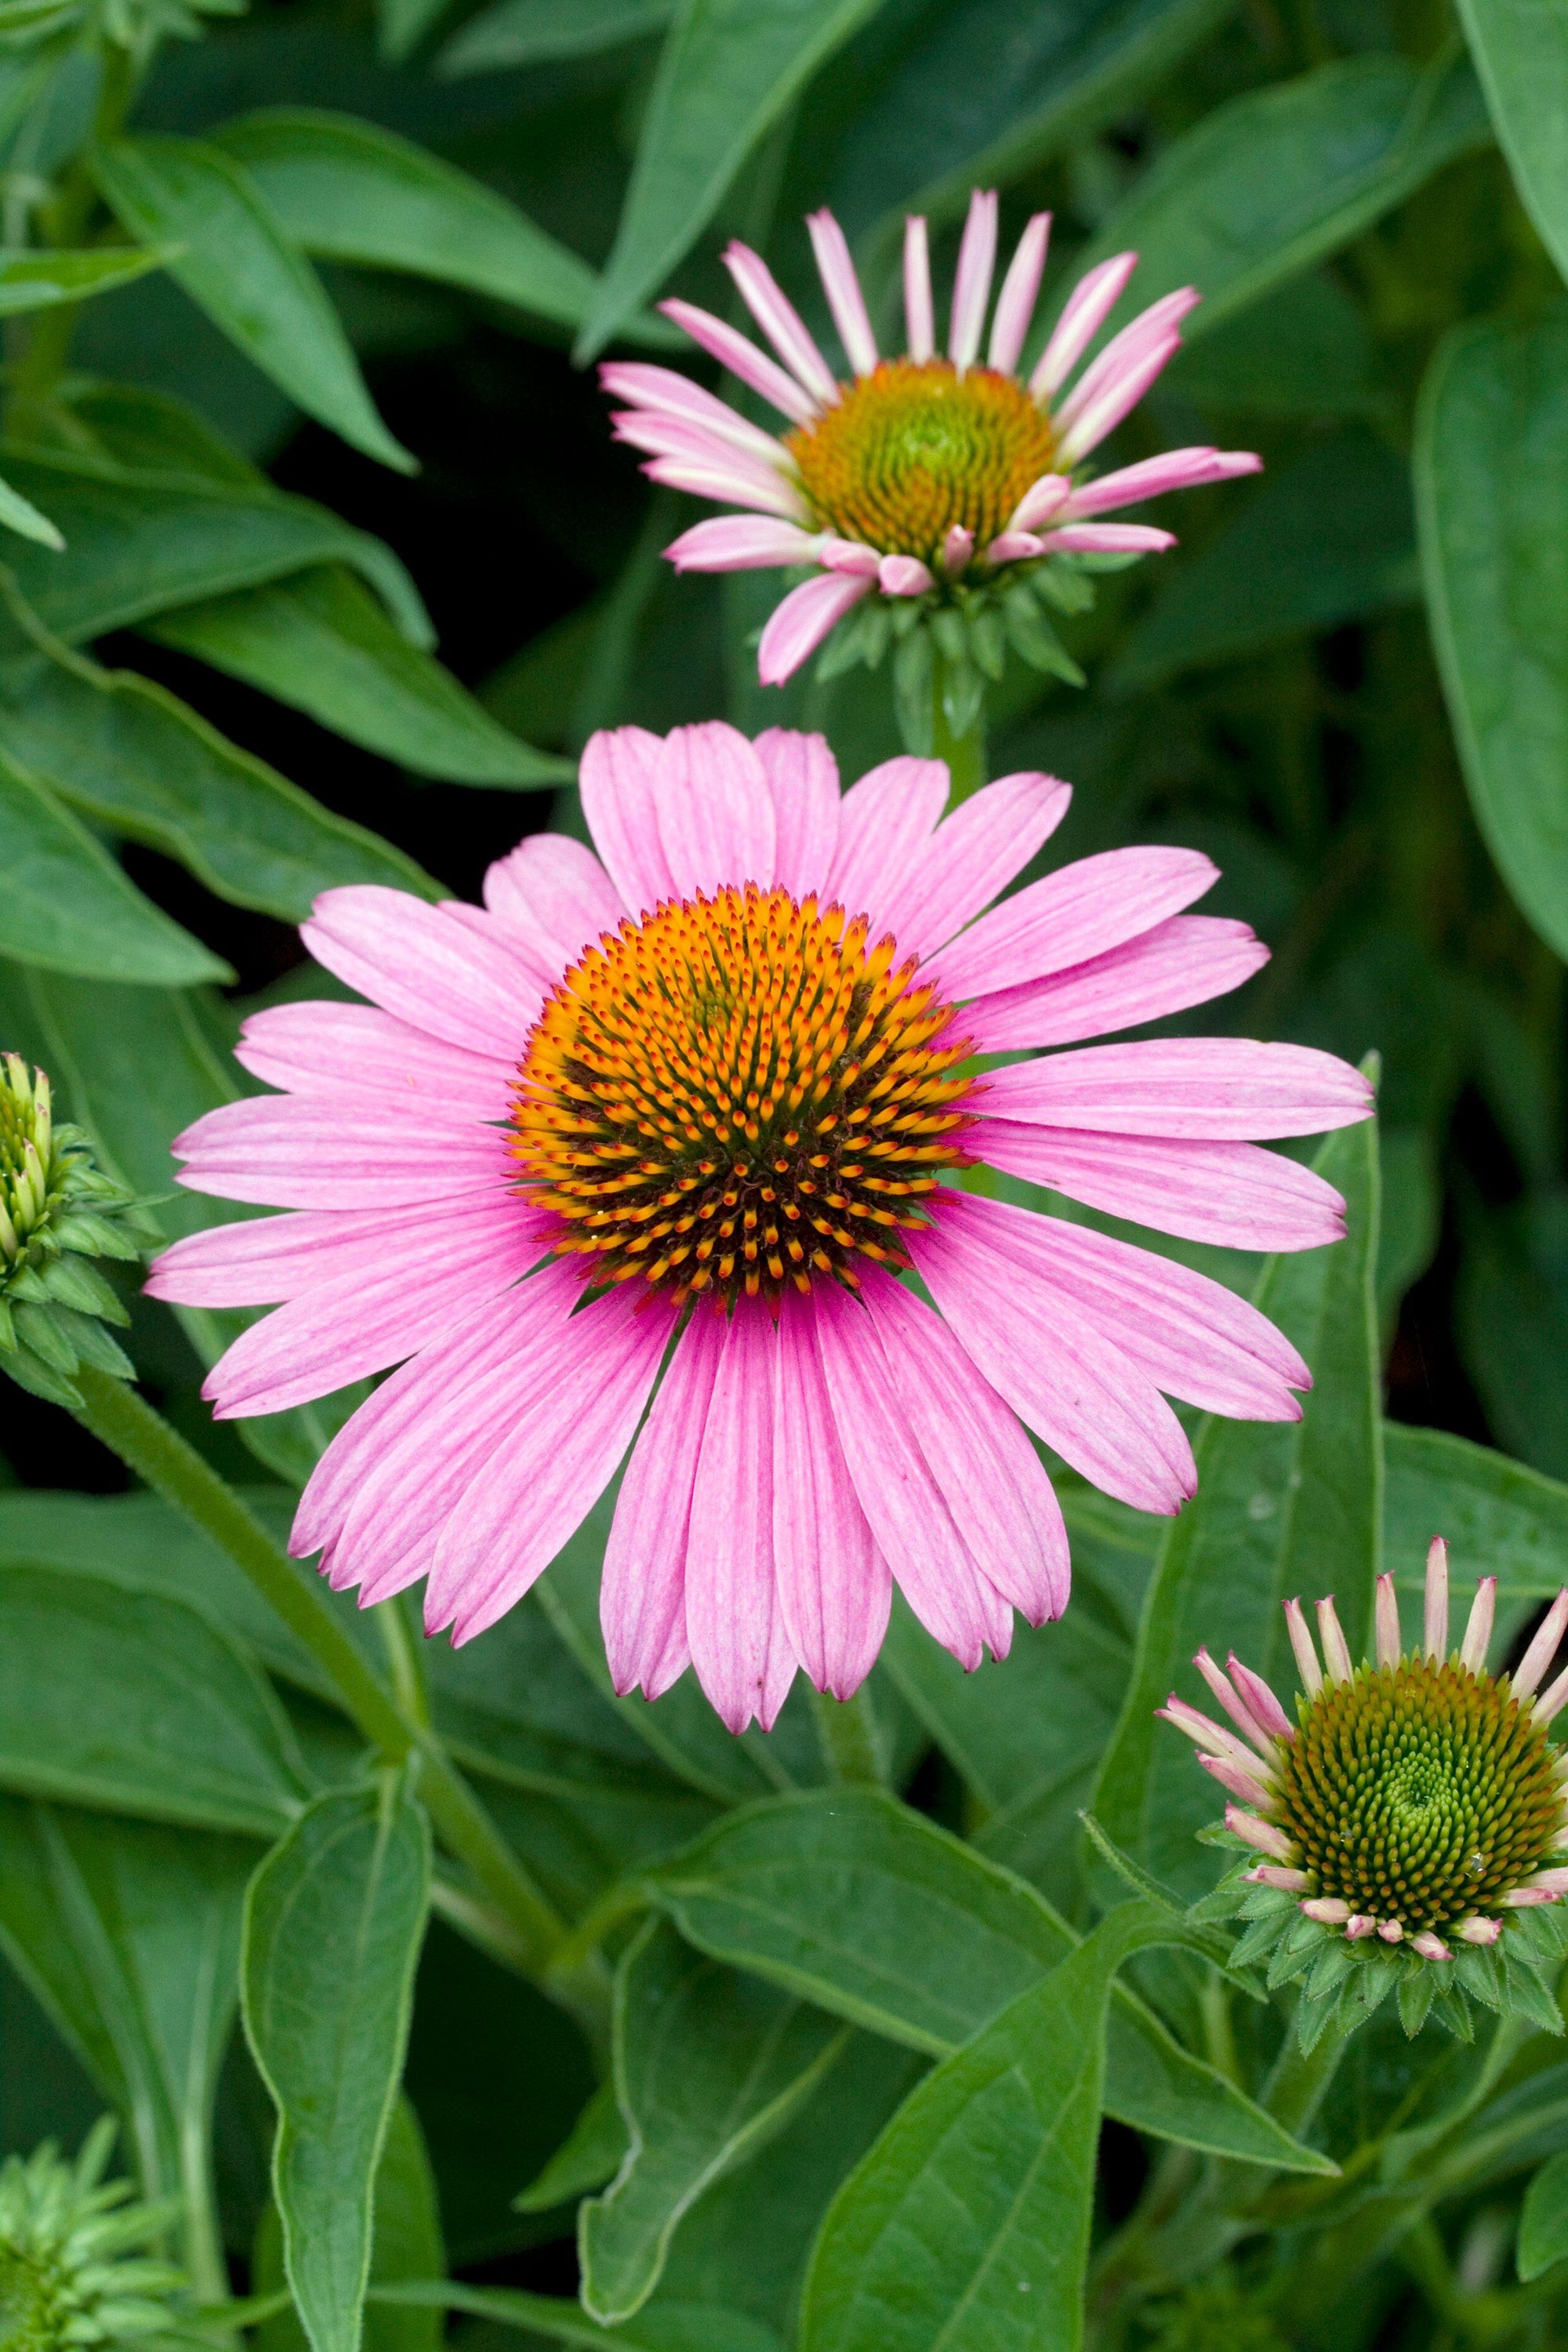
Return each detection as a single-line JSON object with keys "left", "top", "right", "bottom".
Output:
{"left": 68, "top": 1367, "right": 568, "bottom": 1980}
{"left": 810, "top": 1682, "right": 885, "bottom": 1785}
{"left": 1261, "top": 2013, "right": 1350, "bottom": 2142}
{"left": 931, "top": 650, "right": 988, "bottom": 808}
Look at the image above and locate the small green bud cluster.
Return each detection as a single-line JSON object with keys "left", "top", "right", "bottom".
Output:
{"left": 0, "top": 2120, "right": 182, "bottom": 2352}
{"left": 0, "top": 1055, "right": 154, "bottom": 1410}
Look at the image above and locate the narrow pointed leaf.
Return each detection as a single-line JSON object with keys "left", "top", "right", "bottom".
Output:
{"left": 439, "top": 0, "right": 673, "bottom": 74}
{"left": 0, "top": 242, "right": 176, "bottom": 312}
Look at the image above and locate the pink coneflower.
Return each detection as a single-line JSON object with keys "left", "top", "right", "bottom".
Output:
{"left": 602, "top": 191, "right": 1260, "bottom": 687}
{"left": 149, "top": 723, "right": 1370, "bottom": 1732}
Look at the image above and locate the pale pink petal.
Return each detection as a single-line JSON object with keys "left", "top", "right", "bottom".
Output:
{"left": 301, "top": 886, "right": 543, "bottom": 1061}
{"left": 600, "top": 361, "right": 792, "bottom": 467}
{"left": 722, "top": 242, "right": 839, "bottom": 408}
{"left": 234, "top": 1000, "right": 514, "bottom": 1121}
{"left": 828, "top": 754, "right": 949, "bottom": 940}
{"left": 878, "top": 771, "right": 1071, "bottom": 963}
{"left": 814, "top": 1280, "right": 1012, "bottom": 1670}
{"left": 612, "top": 409, "right": 795, "bottom": 491}
{"left": 949, "top": 188, "right": 998, "bottom": 371}
{"left": 426, "top": 1290, "right": 676, "bottom": 1643}
{"left": 862, "top": 1267, "right": 1068, "bottom": 1624}
{"left": 1054, "top": 289, "right": 1200, "bottom": 437}
{"left": 172, "top": 1097, "right": 514, "bottom": 1209}
{"left": 925, "top": 845, "right": 1218, "bottom": 1001}
{"left": 988, "top": 212, "right": 1051, "bottom": 374}
{"left": 961, "top": 916, "right": 1267, "bottom": 1051}
{"left": 659, "top": 299, "right": 821, "bottom": 425}
{"left": 642, "top": 452, "right": 807, "bottom": 521}
{"left": 822, "top": 536, "right": 880, "bottom": 577}
{"left": 1039, "top": 523, "right": 1174, "bottom": 555}
{"left": 152, "top": 1189, "right": 530, "bottom": 1311}
{"left": 903, "top": 216, "right": 934, "bottom": 361}
{"left": 579, "top": 725, "right": 678, "bottom": 916}
{"left": 1056, "top": 336, "right": 1183, "bottom": 466}
{"left": 910, "top": 1199, "right": 1196, "bottom": 1515}
{"left": 942, "top": 525, "right": 974, "bottom": 575}
{"left": 807, "top": 209, "right": 877, "bottom": 376}
{"left": 879, "top": 554, "right": 933, "bottom": 595}
{"left": 978, "top": 1038, "right": 1374, "bottom": 1139}
{"left": 971, "top": 1126, "right": 1347, "bottom": 1253}
{"left": 683, "top": 1300, "right": 797, "bottom": 1733}
{"left": 772, "top": 1288, "right": 892, "bottom": 1698}
{"left": 753, "top": 728, "right": 840, "bottom": 898}
{"left": 758, "top": 572, "right": 872, "bottom": 686}
{"left": 1030, "top": 252, "right": 1138, "bottom": 398}
{"left": 603, "top": 1310, "right": 724, "bottom": 1700}
{"left": 666, "top": 516, "right": 826, "bottom": 573}
{"left": 655, "top": 721, "right": 776, "bottom": 895}
{"left": 985, "top": 531, "right": 1044, "bottom": 564}
{"left": 1010, "top": 474, "right": 1071, "bottom": 532}
{"left": 1059, "top": 448, "right": 1261, "bottom": 518}
{"left": 483, "top": 833, "right": 624, "bottom": 978}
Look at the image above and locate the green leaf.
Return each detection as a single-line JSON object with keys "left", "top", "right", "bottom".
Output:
{"left": 439, "top": 0, "right": 673, "bottom": 74}
{"left": 0, "top": 1563, "right": 306, "bottom": 1835}
{"left": 1519, "top": 2147, "right": 1568, "bottom": 2280}
{"left": 254, "top": 2096, "right": 447, "bottom": 2352}
{"left": 0, "top": 443, "right": 432, "bottom": 644}
{"left": 1415, "top": 306, "right": 1568, "bottom": 959}
{"left": 516, "top": 2077, "right": 630, "bottom": 2212}
{"left": 798, "top": 1904, "right": 1205, "bottom": 2352}
{"left": 91, "top": 137, "right": 415, "bottom": 474}
{"left": 0, "top": 466, "right": 64, "bottom": 550}
{"left": 1108, "top": 436, "right": 1417, "bottom": 695}
{"left": 1457, "top": 0, "right": 1568, "bottom": 287}
{"left": 1163, "top": 270, "right": 1385, "bottom": 419}
{"left": 1455, "top": 1191, "right": 1568, "bottom": 1483}
{"left": 1091, "top": 1113, "right": 1382, "bottom": 1899}
{"left": 0, "top": 746, "right": 227, "bottom": 982}
{"left": 581, "top": 1918, "right": 848, "bottom": 2322}
{"left": 0, "top": 242, "right": 176, "bottom": 314}
{"left": 244, "top": 1777, "right": 433, "bottom": 2352}
{"left": 370, "top": 2282, "right": 786, "bottom": 2352}
{"left": 576, "top": 0, "right": 891, "bottom": 361}
{"left": 1070, "top": 49, "right": 1491, "bottom": 350}
{"left": 642, "top": 1788, "right": 1333, "bottom": 2172}
{"left": 143, "top": 567, "right": 572, "bottom": 788}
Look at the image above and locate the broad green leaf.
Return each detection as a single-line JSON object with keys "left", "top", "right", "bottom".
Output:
{"left": 517, "top": 2077, "right": 629, "bottom": 2212}
{"left": 581, "top": 1918, "right": 848, "bottom": 2322}
{"left": 371, "top": 2282, "right": 786, "bottom": 2352}
{"left": 1519, "top": 2148, "right": 1568, "bottom": 2281}
{"left": 0, "top": 243, "right": 175, "bottom": 314}
{"left": 643, "top": 1788, "right": 1333, "bottom": 2172}
{"left": 440, "top": 0, "right": 672, "bottom": 74}
{"left": 0, "top": 443, "right": 431, "bottom": 644}
{"left": 0, "top": 1797, "right": 255, "bottom": 2292}
{"left": 1163, "top": 270, "right": 1385, "bottom": 419}
{"left": 1071, "top": 49, "right": 1491, "bottom": 350}
{"left": 213, "top": 110, "right": 606, "bottom": 340}
{"left": 92, "top": 138, "right": 414, "bottom": 474}
{"left": 1415, "top": 308, "right": 1568, "bottom": 960}
{"left": 0, "top": 747, "right": 226, "bottom": 982}
{"left": 799, "top": 1904, "right": 1196, "bottom": 2352}
{"left": 5, "top": 640, "right": 440, "bottom": 918}
{"left": 254, "top": 2096, "right": 447, "bottom": 2352}
{"left": 577, "top": 0, "right": 892, "bottom": 361}
{"left": 1092, "top": 1115, "right": 1382, "bottom": 1899}
{"left": 1455, "top": 1191, "right": 1568, "bottom": 1483}
{"left": 0, "top": 1563, "right": 305, "bottom": 1835}
{"left": 1385, "top": 1422, "right": 1568, "bottom": 1603}
{"left": 1108, "top": 436, "right": 1417, "bottom": 695}
{"left": 143, "top": 568, "right": 572, "bottom": 788}
{"left": 244, "top": 1777, "right": 432, "bottom": 2352}
{"left": 1457, "top": 0, "right": 1568, "bottom": 286}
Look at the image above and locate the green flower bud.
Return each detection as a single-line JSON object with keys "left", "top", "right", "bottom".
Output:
{"left": 0, "top": 2120, "right": 183, "bottom": 2352}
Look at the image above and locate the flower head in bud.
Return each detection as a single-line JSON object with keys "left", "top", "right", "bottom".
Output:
{"left": 1166, "top": 1549, "right": 1568, "bottom": 2047}
{"left": 0, "top": 1056, "right": 154, "bottom": 1408}
{"left": 0, "top": 2118, "right": 183, "bottom": 2352}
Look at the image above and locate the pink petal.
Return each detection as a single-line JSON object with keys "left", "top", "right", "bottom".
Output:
{"left": 1059, "top": 447, "right": 1262, "bottom": 518}
{"left": 642, "top": 452, "right": 807, "bottom": 522}
{"left": 978, "top": 1038, "right": 1375, "bottom": 1140}
{"left": 813, "top": 1280, "right": 1011, "bottom": 1671}
{"left": 903, "top": 215, "right": 934, "bottom": 361}
{"left": 910, "top": 1199, "right": 1196, "bottom": 1516}
{"left": 942, "top": 525, "right": 974, "bottom": 575}
{"left": 612, "top": 410, "right": 796, "bottom": 501}
{"left": 600, "top": 361, "right": 790, "bottom": 467}
{"left": 579, "top": 725, "right": 678, "bottom": 916}
{"left": 301, "top": 886, "right": 543, "bottom": 1062}
{"left": 1030, "top": 252, "right": 1138, "bottom": 398}
{"left": 149, "top": 1200, "right": 528, "bottom": 1310}
{"left": 772, "top": 1288, "right": 892, "bottom": 1698}
{"left": 654, "top": 720, "right": 776, "bottom": 895}
{"left": 172, "top": 1097, "right": 514, "bottom": 1210}
{"left": 1054, "top": 289, "right": 1200, "bottom": 438}
{"left": 880, "top": 771, "right": 1071, "bottom": 964}
{"left": 1010, "top": 474, "right": 1071, "bottom": 532}
{"left": 862, "top": 1267, "right": 1069, "bottom": 1624}
{"left": 757, "top": 572, "right": 872, "bottom": 687}
{"left": 483, "top": 833, "right": 624, "bottom": 977}
{"left": 808, "top": 209, "right": 877, "bottom": 376}
{"left": 879, "top": 554, "right": 933, "bottom": 595}
{"left": 961, "top": 915, "right": 1268, "bottom": 1051}
{"left": 925, "top": 845, "right": 1218, "bottom": 1002}
{"left": 659, "top": 299, "right": 820, "bottom": 426}
{"left": 683, "top": 1299, "right": 797, "bottom": 1733}
{"left": 722, "top": 241, "right": 839, "bottom": 409}
{"left": 602, "top": 1309, "right": 724, "bottom": 1701}
{"left": 822, "top": 536, "right": 880, "bottom": 578}
{"left": 948, "top": 188, "right": 997, "bottom": 371}
{"left": 988, "top": 212, "right": 1051, "bottom": 375}
{"left": 828, "top": 754, "right": 949, "bottom": 941}
{"left": 426, "top": 1290, "right": 676, "bottom": 1643}
{"left": 666, "top": 516, "right": 826, "bottom": 573}
{"left": 985, "top": 530, "right": 1044, "bottom": 565}
{"left": 234, "top": 1000, "right": 514, "bottom": 1121}
{"left": 971, "top": 1125, "right": 1347, "bottom": 1253}
{"left": 753, "top": 728, "right": 840, "bottom": 898}
{"left": 1057, "top": 335, "right": 1184, "bottom": 466}
{"left": 1040, "top": 523, "right": 1174, "bottom": 555}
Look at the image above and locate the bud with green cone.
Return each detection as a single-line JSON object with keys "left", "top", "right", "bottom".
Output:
{"left": 0, "top": 2119, "right": 183, "bottom": 2352}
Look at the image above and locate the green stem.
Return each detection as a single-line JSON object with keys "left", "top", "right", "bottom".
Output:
{"left": 70, "top": 1367, "right": 569, "bottom": 1981}
{"left": 7, "top": 38, "right": 137, "bottom": 428}
{"left": 810, "top": 1682, "right": 885, "bottom": 1785}
{"left": 931, "top": 651, "right": 987, "bottom": 806}
{"left": 1261, "top": 2014, "right": 1350, "bottom": 2142}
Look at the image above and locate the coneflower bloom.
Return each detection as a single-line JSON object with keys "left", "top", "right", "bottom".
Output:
{"left": 150, "top": 722, "right": 1370, "bottom": 1732}
{"left": 602, "top": 190, "right": 1259, "bottom": 686}
{"left": 1163, "top": 1541, "right": 1568, "bottom": 2042}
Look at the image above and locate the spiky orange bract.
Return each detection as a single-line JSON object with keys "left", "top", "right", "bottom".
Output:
{"left": 789, "top": 358, "right": 1057, "bottom": 564}
{"left": 511, "top": 884, "right": 975, "bottom": 1308}
{"left": 1276, "top": 1657, "right": 1563, "bottom": 1933}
